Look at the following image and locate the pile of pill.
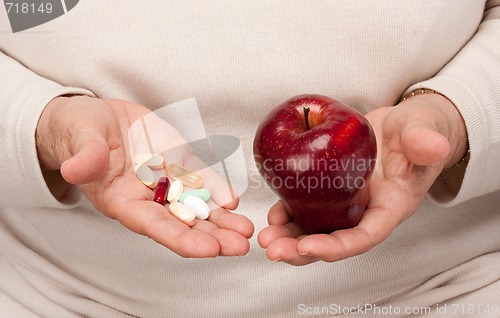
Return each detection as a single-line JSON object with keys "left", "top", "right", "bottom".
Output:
{"left": 134, "top": 153, "right": 211, "bottom": 226}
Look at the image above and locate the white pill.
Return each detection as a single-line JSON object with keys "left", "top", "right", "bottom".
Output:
{"left": 135, "top": 164, "right": 158, "bottom": 189}
{"left": 183, "top": 195, "right": 211, "bottom": 220}
{"left": 134, "top": 152, "right": 153, "bottom": 166}
{"left": 167, "top": 180, "right": 183, "bottom": 203}
{"left": 143, "top": 154, "right": 165, "bottom": 170}
{"left": 169, "top": 201, "right": 196, "bottom": 226}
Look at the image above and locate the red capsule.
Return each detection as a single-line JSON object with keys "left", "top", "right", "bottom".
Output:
{"left": 153, "top": 177, "right": 170, "bottom": 205}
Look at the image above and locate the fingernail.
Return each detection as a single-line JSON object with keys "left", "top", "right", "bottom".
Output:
{"left": 298, "top": 252, "right": 310, "bottom": 256}
{"left": 270, "top": 258, "right": 281, "bottom": 262}
{"left": 60, "top": 160, "right": 68, "bottom": 171}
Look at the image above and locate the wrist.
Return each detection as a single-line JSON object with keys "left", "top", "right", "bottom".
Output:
{"left": 36, "top": 96, "right": 71, "bottom": 171}
{"left": 36, "top": 96, "right": 77, "bottom": 200}
{"left": 434, "top": 95, "right": 469, "bottom": 170}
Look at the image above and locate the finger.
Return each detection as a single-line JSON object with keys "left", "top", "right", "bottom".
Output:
{"left": 210, "top": 229, "right": 250, "bottom": 256}
{"left": 258, "top": 223, "right": 304, "bottom": 249}
{"left": 259, "top": 201, "right": 303, "bottom": 248}
{"left": 267, "top": 200, "right": 293, "bottom": 225}
{"left": 402, "top": 124, "right": 450, "bottom": 166}
{"left": 296, "top": 205, "right": 401, "bottom": 262}
{"left": 265, "top": 237, "right": 318, "bottom": 266}
{"left": 207, "top": 206, "right": 254, "bottom": 239}
{"left": 115, "top": 199, "right": 221, "bottom": 258}
{"left": 61, "top": 130, "right": 110, "bottom": 185}
{"left": 191, "top": 219, "right": 250, "bottom": 256}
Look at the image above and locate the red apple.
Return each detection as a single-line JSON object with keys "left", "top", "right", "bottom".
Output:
{"left": 253, "top": 94, "right": 377, "bottom": 234}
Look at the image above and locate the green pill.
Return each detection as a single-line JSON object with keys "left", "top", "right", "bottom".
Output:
{"left": 178, "top": 188, "right": 211, "bottom": 204}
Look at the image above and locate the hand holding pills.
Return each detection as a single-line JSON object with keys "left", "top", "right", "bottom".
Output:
{"left": 133, "top": 153, "right": 212, "bottom": 224}
{"left": 36, "top": 96, "right": 254, "bottom": 257}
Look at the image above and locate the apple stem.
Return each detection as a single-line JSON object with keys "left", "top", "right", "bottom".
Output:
{"left": 303, "top": 106, "right": 311, "bottom": 130}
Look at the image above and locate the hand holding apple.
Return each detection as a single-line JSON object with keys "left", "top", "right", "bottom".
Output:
{"left": 258, "top": 93, "right": 468, "bottom": 265}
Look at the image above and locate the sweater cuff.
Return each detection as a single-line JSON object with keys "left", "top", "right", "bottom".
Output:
{"left": 0, "top": 78, "right": 94, "bottom": 209}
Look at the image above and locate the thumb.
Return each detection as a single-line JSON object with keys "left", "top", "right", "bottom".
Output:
{"left": 60, "top": 129, "right": 110, "bottom": 185}
{"left": 401, "top": 122, "right": 450, "bottom": 166}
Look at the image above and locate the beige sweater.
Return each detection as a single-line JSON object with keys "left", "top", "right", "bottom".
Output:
{"left": 1, "top": 1, "right": 500, "bottom": 317}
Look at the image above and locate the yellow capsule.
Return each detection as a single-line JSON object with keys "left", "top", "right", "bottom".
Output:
{"left": 169, "top": 201, "right": 196, "bottom": 226}
{"left": 166, "top": 163, "right": 203, "bottom": 189}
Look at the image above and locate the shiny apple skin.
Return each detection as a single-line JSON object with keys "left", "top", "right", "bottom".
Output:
{"left": 253, "top": 94, "right": 377, "bottom": 234}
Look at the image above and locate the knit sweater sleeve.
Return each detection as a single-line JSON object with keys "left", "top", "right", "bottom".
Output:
{"left": 404, "top": 1, "right": 500, "bottom": 207}
{"left": 0, "top": 51, "right": 94, "bottom": 209}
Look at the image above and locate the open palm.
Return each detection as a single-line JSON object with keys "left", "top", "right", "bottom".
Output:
{"left": 38, "top": 96, "right": 254, "bottom": 258}
{"left": 258, "top": 95, "right": 466, "bottom": 265}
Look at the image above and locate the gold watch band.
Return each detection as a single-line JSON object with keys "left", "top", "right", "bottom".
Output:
{"left": 401, "top": 88, "right": 440, "bottom": 102}
{"left": 443, "top": 149, "right": 470, "bottom": 172}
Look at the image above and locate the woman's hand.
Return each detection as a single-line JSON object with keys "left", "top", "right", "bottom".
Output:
{"left": 258, "top": 93, "right": 468, "bottom": 265}
{"left": 36, "top": 96, "right": 254, "bottom": 258}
